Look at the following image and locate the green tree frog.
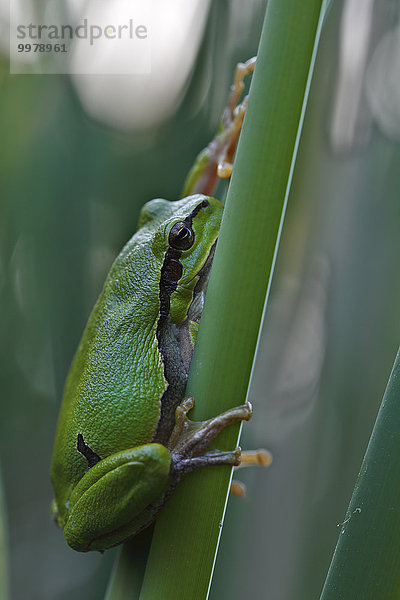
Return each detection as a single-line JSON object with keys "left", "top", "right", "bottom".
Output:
{"left": 50, "top": 58, "right": 267, "bottom": 553}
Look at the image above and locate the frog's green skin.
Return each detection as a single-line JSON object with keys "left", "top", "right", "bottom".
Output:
{"left": 50, "top": 194, "right": 252, "bottom": 553}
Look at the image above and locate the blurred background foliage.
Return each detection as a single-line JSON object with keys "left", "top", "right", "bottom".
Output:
{"left": 0, "top": 0, "right": 399, "bottom": 599}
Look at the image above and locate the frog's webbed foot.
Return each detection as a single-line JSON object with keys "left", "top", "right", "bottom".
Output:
{"left": 181, "top": 57, "right": 256, "bottom": 198}
{"left": 169, "top": 401, "right": 253, "bottom": 479}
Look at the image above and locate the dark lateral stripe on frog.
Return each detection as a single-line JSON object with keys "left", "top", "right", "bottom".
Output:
{"left": 158, "top": 247, "right": 183, "bottom": 318}
{"left": 158, "top": 199, "right": 209, "bottom": 318}
{"left": 77, "top": 433, "right": 101, "bottom": 468}
{"left": 186, "top": 198, "right": 209, "bottom": 224}
{"left": 154, "top": 199, "right": 210, "bottom": 444}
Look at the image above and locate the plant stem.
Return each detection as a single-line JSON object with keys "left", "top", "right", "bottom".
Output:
{"left": 139, "top": 1, "right": 326, "bottom": 598}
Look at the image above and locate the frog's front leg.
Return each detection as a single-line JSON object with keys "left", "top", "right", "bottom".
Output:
{"left": 169, "top": 401, "right": 253, "bottom": 479}
{"left": 63, "top": 443, "right": 171, "bottom": 552}
{"left": 168, "top": 398, "right": 271, "bottom": 491}
{"left": 181, "top": 57, "right": 256, "bottom": 198}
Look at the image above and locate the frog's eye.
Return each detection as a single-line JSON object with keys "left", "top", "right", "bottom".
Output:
{"left": 169, "top": 221, "right": 195, "bottom": 250}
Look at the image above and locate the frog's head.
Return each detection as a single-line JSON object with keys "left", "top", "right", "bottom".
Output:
{"left": 144, "top": 194, "right": 223, "bottom": 325}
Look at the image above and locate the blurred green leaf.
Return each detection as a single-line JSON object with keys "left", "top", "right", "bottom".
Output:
{"left": 0, "top": 465, "right": 9, "bottom": 600}
{"left": 104, "top": 529, "right": 152, "bottom": 600}
{"left": 320, "top": 347, "right": 400, "bottom": 599}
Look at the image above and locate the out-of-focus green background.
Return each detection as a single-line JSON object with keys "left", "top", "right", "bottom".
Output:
{"left": 1, "top": 1, "right": 399, "bottom": 599}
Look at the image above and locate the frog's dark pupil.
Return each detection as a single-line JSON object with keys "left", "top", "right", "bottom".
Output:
{"left": 169, "top": 222, "right": 195, "bottom": 250}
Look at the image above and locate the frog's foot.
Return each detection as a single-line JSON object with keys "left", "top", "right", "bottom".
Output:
{"left": 225, "top": 56, "right": 257, "bottom": 125}
{"left": 170, "top": 401, "right": 252, "bottom": 479}
{"left": 213, "top": 56, "right": 257, "bottom": 181}
{"left": 181, "top": 57, "right": 256, "bottom": 197}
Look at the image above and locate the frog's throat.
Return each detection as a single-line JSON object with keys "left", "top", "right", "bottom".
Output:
{"left": 188, "top": 239, "right": 216, "bottom": 322}
{"left": 153, "top": 200, "right": 215, "bottom": 445}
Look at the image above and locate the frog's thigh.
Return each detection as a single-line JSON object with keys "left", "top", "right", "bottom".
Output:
{"left": 64, "top": 443, "right": 171, "bottom": 552}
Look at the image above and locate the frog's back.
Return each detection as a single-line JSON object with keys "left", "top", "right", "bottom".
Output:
{"left": 51, "top": 218, "right": 167, "bottom": 508}
{"left": 66, "top": 246, "right": 165, "bottom": 451}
